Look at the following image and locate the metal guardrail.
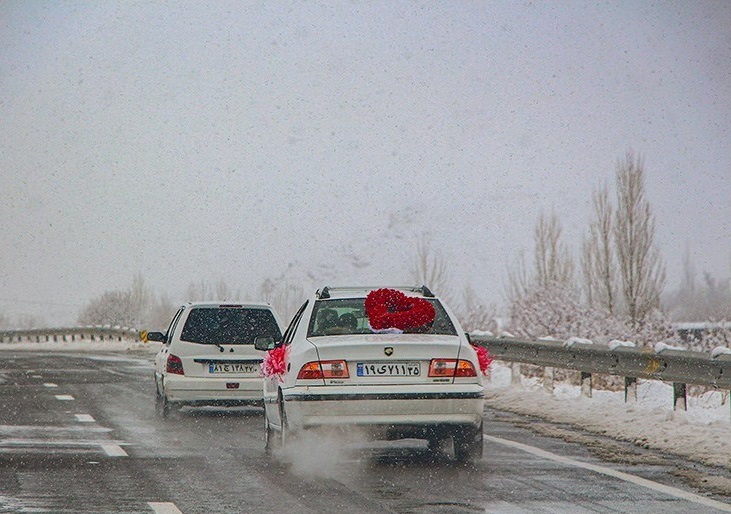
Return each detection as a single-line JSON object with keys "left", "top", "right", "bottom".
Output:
{"left": 470, "top": 336, "right": 731, "bottom": 389}
{"left": 0, "top": 327, "right": 142, "bottom": 344}
{"left": 470, "top": 335, "right": 731, "bottom": 414}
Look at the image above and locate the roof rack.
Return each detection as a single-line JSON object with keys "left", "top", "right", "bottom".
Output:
{"left": 316, "top": 285, "right": 434, "bottom": 299}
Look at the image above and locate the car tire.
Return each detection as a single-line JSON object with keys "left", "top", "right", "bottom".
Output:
{"left": 154, "top": 374, "right": 162, "bottom": 399}
{"left": 264, "top": 415, "right": 280, "bottom": 454}
{"left": 280, "top": 402, "right": 291, "bottom": 449}
{"left": 453, "top": 422, "right": 484, "bottom": 463}
{"left": 279, "top": 394, "right": 304, "bottom": 451}
{"left": 155, "top": 393, "right": 178, "bottom": 419}
{"left": 155, "top": 393, "right": 167, "bottom": 417}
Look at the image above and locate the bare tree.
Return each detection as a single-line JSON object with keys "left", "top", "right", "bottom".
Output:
{"left": 458, "top": 285, "right": 498, "bottom": 333}
{"left": 505, "top": 249, "right": 531, "bottom": 304}
{"left": 410, "top": 234, "right": 454, "bottom": 303}
{"left": 614, "top": 151, "right": 666, "bottom": 323}
{"left": 78, "top": 290, "right": 140, "bottom": 327}
{"left": 533, "top": 211, "right": 573, "bottom": 289}
{"left": 506, "top": 212, "right": 573, "bottom": 309}
{"left": 680, "top": 246, "right": 696, "bottom": 297}
{"left": 258, "top": 278, "right": 304, "bottom": 323}
{"left": 77, "top": 273, "right": 155, "bottom": 328}
{"left": 184, "top": 279, "right": 241, "bottom": 301}
{"left": 147, "top": 294, "right": 177, "bottom": 331}
{"left": 581, "top": 184, "right": 616, "bottom": 315}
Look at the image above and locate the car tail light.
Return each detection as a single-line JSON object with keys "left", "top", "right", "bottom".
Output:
{"left": 166, "top": 354, "right": 184, "bottom": 375}
{"left": 428, "top": 359, "right": 477, "bottom": 378}
{"left": 297, "top": 360, "right": 349, "bottom": 380}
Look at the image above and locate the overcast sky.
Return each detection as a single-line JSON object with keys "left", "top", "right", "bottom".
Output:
{"left": 1, "top": 1, "right": 730, "bottom": 326}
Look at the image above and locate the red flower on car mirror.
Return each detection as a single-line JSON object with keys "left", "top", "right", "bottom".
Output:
{"left": 261, "top": 345, "right": 288, "bottom": 379}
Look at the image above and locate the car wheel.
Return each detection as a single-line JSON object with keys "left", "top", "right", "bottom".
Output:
{"left": 453, "top": 422, "right": 484, "bottom": 463}
{"left": 155, "top": 393, "right": 167, "bottom": 417}
{"left": 264, "top": 414, "right": 280, "bottom": 454}
{"left": 154, "top": 374, "right": 162, "bottom": 398}
{"left": 279, "top": 395, "right": 303, "bottom": 450}
{"left": 155, "top": 394, "right": 178, "bottom": 418}
{"left": 280, "top": 402, "right": 291, "bottom": 448}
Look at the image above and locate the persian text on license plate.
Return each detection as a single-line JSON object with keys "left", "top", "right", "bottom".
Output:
{"left": 208, "top": 363, "right": 258, "bottom": 374}
{"left": 356, "top": 362, "right": 420, "bottom": 377}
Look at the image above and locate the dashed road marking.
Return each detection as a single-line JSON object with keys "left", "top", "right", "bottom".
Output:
{"left": 101, "top": 444, "right": 128, "bottom": 457}
{"left": 148, "top": 502, "right": 184, "bottom": 513}
{"left": 75, "top": 414, "right": 95, "bottom": 423}
{"left": 54, "top": 395, "right": 74, "bottom": 401}
{"left": 43, "top": 383, "right": 58, "bottom": 388}
{"left": 486, "top": 435, "right": 731, "bottom": 512}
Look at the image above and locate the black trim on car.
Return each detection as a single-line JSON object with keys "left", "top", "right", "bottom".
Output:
{"left": 284, "top": 392, "right": 483, "bottom": 402}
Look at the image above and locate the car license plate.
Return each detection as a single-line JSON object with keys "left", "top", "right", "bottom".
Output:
{"left": 208, "top": 363, "right": 258, "bottom": 374}
{"left": 356, "top": 362, "right": 420, "bottom": 377}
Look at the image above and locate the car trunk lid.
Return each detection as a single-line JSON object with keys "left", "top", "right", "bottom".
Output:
{"left": 307, "top": 334, "right": 462, "bottom": 385}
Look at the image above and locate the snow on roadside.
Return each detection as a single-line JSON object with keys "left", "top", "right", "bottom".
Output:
{"left": 486, "top": 361, "right": 731, "bottom": 470}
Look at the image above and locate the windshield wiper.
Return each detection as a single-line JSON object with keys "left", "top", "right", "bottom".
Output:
{"left": 186, "top": 339, "right": 226, "bottom": 352}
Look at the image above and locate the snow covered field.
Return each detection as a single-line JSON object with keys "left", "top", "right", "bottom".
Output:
{"left": 2, "top": 338, "right": 729, "bottom": 472}
{"left": 486, "top": 361, "right": 731, "bottom": 471}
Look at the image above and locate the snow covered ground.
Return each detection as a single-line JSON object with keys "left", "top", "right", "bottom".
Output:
{"left": 2, "top": 339, "right": 729, "bottom": 472}
{"left": 486, "top": 361, "right": 731, "bottom": 471}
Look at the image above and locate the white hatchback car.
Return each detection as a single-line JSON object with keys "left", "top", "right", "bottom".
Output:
{"left": 256, "top": 286, "right": 485, "bottom": 462}
{"left": 148, "top": 301, "right": 284, "bottom": 417}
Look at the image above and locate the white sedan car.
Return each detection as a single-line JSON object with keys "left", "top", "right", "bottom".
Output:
{"left": 256, "top": 286, "right": 485, "bottom": 462}
{"left": 148, "top": 301, "right": 283, "bottom": 416}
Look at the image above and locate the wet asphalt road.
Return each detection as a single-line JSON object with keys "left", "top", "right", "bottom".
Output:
{"left": 1, "top": 349, "right": 730, "bottom": 514}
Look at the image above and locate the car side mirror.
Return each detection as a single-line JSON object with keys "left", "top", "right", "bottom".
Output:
{"left": 254, "top": 336, "right": 276, "bottom": 351}
{"left": 146, "top": 331, "right": 166, "bottom": 343}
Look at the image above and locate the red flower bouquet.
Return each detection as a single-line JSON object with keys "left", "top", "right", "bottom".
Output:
{"left": 472, "top": 344, "right": 493, "bottom": 376}
{"left": 261, "top": 345, "right": 288, "bottom": 379}
{"left": 365, "top": 288, "right": 436, "bottom": 332}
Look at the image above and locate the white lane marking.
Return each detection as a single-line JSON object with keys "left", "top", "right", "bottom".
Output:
{"left": 486, "top": 435, "right": 731, "bottom": 512}
{"left": 75, "top": 414, "right": 95, "bottom": 423}
{"left": 148, "top": 502, "right": 184, "bottom": 513}
{"left": 43, "top": 383, "right": 58, "bottom": 388}
{"left": 54, "top": 395, "right": 74, "bottom": 401}
{"left": 101, "top": 444, "right": 128, "bottom": 457}
{"left": 0, "top": 438, "right": 126, "bottom": 452}
{"left": 0, "top": 424, "right": 110, "bottom": 434}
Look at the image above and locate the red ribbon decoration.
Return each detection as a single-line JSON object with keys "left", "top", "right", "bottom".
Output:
{"left": 472, "top": 344, "right": 493, "bottom": 376}
{"left": 261, "top": 345, "right": 288, "bottom": 378}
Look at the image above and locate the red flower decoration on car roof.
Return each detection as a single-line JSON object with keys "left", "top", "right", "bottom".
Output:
{"left": 365, "top": 288, "right": 436, "bottom": 332}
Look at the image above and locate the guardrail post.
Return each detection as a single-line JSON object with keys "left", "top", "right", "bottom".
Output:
{"left": 624, "top": 377, "right": 637, "bottom": 402}
{"left": 511, "top": 362, "right": 522, "bottom": 386}
{"left": 673, "top": 383, "right": 687, "bottom": 411}
{"left": 580, "top": 372, "right": 593, "bottom": 398}
{"left": 543, "top": 366, "right": 554, "bottom": 393}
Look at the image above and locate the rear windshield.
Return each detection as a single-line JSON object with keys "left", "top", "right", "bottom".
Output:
{"left": 308, "top": 298, "right": 457, "bottom": 337}
{"left": 180, "top": 307, "right": 281, "bottom": 345}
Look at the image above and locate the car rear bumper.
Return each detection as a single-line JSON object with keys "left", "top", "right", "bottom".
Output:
{"left": 279, "top": 384, "right": 484, "bottom": 430}
{"left": 164, "top": 375, "right": 263, "bottom": 405}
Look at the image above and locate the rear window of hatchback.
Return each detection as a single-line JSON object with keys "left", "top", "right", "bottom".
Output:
{"left": 180, "top": 306, "right": 282, "bottom": 345}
